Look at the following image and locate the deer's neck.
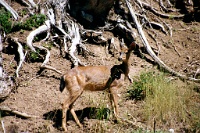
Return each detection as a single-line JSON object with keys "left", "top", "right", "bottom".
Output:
{"left": 121, "top": 50, "right": 131, "bottom": 76}
{"left": 106, "top": 50, "right": 132, "bottom": 87}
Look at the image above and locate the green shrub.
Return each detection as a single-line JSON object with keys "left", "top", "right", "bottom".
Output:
{"left": 13, "top": 14, "right": 46, "bottom": 31}
{"left": 127, "top": 71, "right": 156, "bottom": 100}
{"left": 28, "top": 49, "right": 44, "bottom": 62}
{"left": 23, "top": 14, "right": 46, "bottom": 29}
{"left": 0, "top": 7, "right": 12, "bottom": 33}
{"left": 95, "top": 107, "right": 110, "bottom": 120}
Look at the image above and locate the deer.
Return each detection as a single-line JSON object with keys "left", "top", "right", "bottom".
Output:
{"left": 59, "top": 41, "right": 135, "bottom": 131}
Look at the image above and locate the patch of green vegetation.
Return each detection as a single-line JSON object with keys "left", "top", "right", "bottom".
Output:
{"left": 127, "top": 71, "right": 156, "bottom": 100}
{"left": 13, "top": 14, "right": 46, "bottom": 31}
{"left": 28, "top": 49, "right": 44, "bottom": 62}
{"left": 88, "top": 106, "right": 110, "bottom": 120}
{"left": 192, "top": 121, "right": 200, "bottom": 133}
{"left": 43, "top": 43, "right": 53, "bottom": 50}
{"left": 30, "top": 50, "right": 40, "bottom": 61}
{"left": 168, "top": 15, "right": 174, "bottom": 19}
{"left": 128, "top": 70, "right": 200, "bottom": 131}
{"left": 87, "top": 93, "right": 111, "bottom": 120}
{"left": 19, "top": 9, "right": 28, "bottom": 17}
{"left": 0, "top": 7, "right": 12, "bottom": 33}
{"left": 0, "top": 7, "right": 46, "bottom": 33}
{"left": 95, "top": 107, "right": 110, "bottom": 120}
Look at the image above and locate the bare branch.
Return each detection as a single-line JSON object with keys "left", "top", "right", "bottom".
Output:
{"left": 0, "top": 106, "right": 38, "bottom": 118}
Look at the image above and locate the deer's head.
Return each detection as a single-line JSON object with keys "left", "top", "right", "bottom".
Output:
{"left": 118, "top": 41, "right": 136, "bottom": 61}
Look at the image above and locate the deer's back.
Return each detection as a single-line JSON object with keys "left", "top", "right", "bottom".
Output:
{"left": 63, "top": 65, "right": 123, "bottom": 91}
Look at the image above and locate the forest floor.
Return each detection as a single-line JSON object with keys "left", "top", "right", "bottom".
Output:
{"left": 0, "top": 0, "right": 200, "bottom": 133}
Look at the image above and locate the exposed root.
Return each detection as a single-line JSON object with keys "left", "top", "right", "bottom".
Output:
{"left": 64, "top": 17, "right": 85, "bottom": 66}
{"left": 27, "top": 20, "right": 51, "bottom": 52}
{"left": 150, "top": 21, "right": 167, "bottom": 35}
{"left": 33, "top": 45, "right": 62, "bottom": 75}
{"left": 0, "top": 106, "right": 38, "bottom": 118}
{"left": 11, "top": 38, "right": 27, "bottom": 78}
{"left": 141, "top": 2, "right": 184, "bottom": 19}
{"left": 158, "top": 0, "right": 176, "bottom": 12}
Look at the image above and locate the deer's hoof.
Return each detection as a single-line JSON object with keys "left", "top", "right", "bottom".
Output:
{"left": 62, "top": 126, "right": 67, "bottom": 132}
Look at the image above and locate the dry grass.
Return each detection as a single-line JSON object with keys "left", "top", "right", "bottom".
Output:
{"left": 128, "top": 71, "right": 200, "bottom": 132}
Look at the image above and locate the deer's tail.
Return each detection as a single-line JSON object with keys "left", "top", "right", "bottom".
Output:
{"left": 60, "top": 76, "right": 65, "bottom": 92}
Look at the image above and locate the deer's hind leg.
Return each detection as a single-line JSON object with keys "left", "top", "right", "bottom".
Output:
{"left": 62, "top": 85, "right": 83, "bottom": 131}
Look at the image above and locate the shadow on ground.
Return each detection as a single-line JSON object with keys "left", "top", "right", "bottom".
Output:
{"left": 43, "top": 107, "right": 111, "bottom": 128}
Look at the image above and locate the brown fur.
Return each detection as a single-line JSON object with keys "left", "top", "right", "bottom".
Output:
{"left": 60, "top": 42, "right": 136, "bottom": 131}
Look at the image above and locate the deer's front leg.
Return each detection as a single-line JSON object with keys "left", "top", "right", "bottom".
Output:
{"left": 109, "top": 87, "right": 119, "bottom": 119}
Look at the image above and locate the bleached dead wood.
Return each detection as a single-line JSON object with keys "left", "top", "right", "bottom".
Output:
{"left": 64, "top": 18, "right": 85, "bottom": 66}
{"left": 27, "top": 6, "right": 57, "bottom": 50}
{"left": 0, "top": 33, "right": 3, "bottom": 78}
{"left": 27, "top": 0, "right": 37, "bottom": 8}
{"left": 17, "top": 0, "right": 32, "bottom": 8}
{"left": 33, "top": 45, "right": 62, "bottom": 74}
{"left": 141, "top": 1, "right": 184, "bottom": 19}
{"left": 165, "top": 0, "right": 173, "bottom": 7}
{"left": 150, "top": 21, "right": 167, "bottom": 35}
{"left": 0, "top": 33, "right": 13, "bottom": 99}
{"left": 11, "top": 38, "right": 27, "bottom": 77}
{"left": 26, "top": 4, "right": 84, "bottom": 67}
{"left": 0, "top": 76, "right": 13, "bottom": 99}
{"left": 125, "top": 0, "right": 200, "bottom": 82}
{"left": 16, "top": 43, "right": 26, "bottom": 77}
{"left": 17, "top": 0, "right": 37, "bottom": 8}
{"left": 26, "top": 9, "right": 65, "bottom": 74}
{"left": 0, "top": 106, "right": 38, "bottom": 118}
{"left": 194, "top": 68, "right": 200, "bottom": 79}
{"left": 1, "top": 120, "right": 5, "bottom": 133}
{"left": 27, "top": 20, "right": 51, "bottom": 52}
{"left": 158, "top": 0, "right": 176, "bottom": 12}
{"left": 157, "top": 18, "right": 173, "bottom": 37}
{"left": 0, "top": 0, "right": 19, "bottom": 20}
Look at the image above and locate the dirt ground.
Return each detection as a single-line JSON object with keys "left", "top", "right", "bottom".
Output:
{"left": 1, "top": 1, "right": 200, "bottom": 133}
